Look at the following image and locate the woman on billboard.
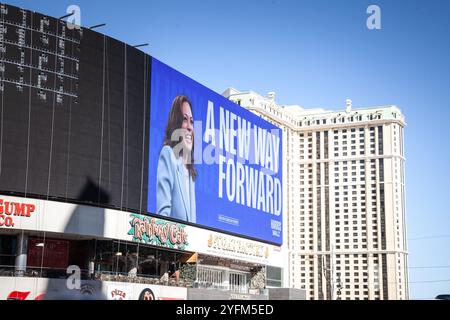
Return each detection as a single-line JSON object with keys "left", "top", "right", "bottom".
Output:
{"left": 156, "top": 95, "right": 197, "bottom": 223}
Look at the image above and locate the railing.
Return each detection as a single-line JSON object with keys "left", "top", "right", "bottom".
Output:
{"left": 0, "top": 265, "right": 90, "bottom": 279}
{"left": 0, "top": 265, "right": 186, "bottom": 287}
{"left": 0, "top": 265, "right": 266, "bottom": 294}
{"left": 93, "top": 271, "right": 186, "bottom": 287}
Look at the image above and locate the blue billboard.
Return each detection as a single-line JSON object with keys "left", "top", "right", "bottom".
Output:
{"left": 148, "top": 58, "right": 282, "bottom": 245}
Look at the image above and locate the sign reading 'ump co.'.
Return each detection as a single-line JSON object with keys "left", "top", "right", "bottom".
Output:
{"left": 0, "top": 198, "right": 36, "bottom": 227}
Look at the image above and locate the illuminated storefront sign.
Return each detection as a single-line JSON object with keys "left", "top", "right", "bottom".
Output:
{"left": 207, "top": 234, "right": 269, "bottom": 259}
{"left": 0, "top": 198, "right": 36, "bottom": 228}
{"left": 0, "top": 195, "right": 283, "bottom": 267}
{"left": 128, "top": 214, "right": 188, "bottom": 250}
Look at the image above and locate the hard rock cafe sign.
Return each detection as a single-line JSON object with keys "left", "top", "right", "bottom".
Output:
{"left": 128, "top": 213, "right": 188, "bottom": 250}
{"left": 0, "top": 198, "right": 36, "bottom": 228}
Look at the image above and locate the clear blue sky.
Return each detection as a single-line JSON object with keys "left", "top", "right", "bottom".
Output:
{"left": 7, "top": 0, "right": 450, "bottom": 299}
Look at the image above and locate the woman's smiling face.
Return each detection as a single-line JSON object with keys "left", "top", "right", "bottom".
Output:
{"left": 181, "top": 101, "right": 194, "bottom": 152}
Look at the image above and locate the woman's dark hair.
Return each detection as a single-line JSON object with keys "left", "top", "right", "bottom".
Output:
{"left": 163, "top": 95, "right": 197, "bottom": 181}
{"left": 138, "top": 288, "right": 155, "bottom": 300}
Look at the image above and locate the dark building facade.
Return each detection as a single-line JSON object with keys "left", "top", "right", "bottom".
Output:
{"left": 0, "top": 3, "right": 150, "bottom": 213}
{"left": 0, "top": 3, "right": 286, "bottom": 300}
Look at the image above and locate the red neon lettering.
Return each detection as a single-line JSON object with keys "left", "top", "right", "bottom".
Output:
{"left": 26, "top": 204, "right": 35, "bottom": 216}
{"left": 0, "top": 215, "right": 14, "bottom": 227}
{"left": 13, "top": 203, "right": 26, "bottom": 216}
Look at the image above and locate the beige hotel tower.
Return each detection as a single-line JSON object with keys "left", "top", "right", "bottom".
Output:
{"left": 223, "top": 88, "right": 408, "bottom": 300}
